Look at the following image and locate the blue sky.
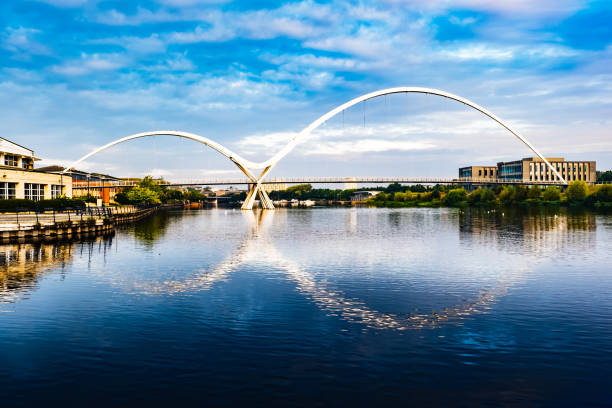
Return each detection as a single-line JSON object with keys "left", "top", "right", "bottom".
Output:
{"left": 1, "top": 0, "right": 611, "bottom": 179}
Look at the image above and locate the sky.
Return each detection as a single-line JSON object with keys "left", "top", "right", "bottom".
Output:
{"left": 1, "top": 0, "right": 611, "bottom": 180}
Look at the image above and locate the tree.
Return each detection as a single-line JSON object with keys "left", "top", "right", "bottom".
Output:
{"left": 527, "top": 185, "right": 541, "bottom": 199}
{"left": 287, "top": 184, "right": 312, "bottom": 193}
{"left": 468, "top": 188, "right": 483, "bottom": 203}
{"left": 596, "top": 170, "right": 612, "bottom": 183}
{"left": 542, "top": 186, "right": 561, "bottom": 201}
{"left": 126, "top": 186, "right": 161, "bottom": 204}
{"left": 566, "top": 180, "right": 587, "bottom": 202}
{"left": 468, "top": 188, "right": 495, "bottom": 204}
{"left": 511, "top": 185, "right": 528, "bottom": 202}
{"left": 498, "top": 186, "right": 513, "bottom": 202}
{"left": 443, "top": 188, "right": 467, "bottom": 206}
{"left": 385, "top": 183, "right": 404, "bottom": 193}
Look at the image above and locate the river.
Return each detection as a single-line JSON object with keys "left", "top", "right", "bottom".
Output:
{"left": 0, "top": 207, "right": 611, "bottom": 407}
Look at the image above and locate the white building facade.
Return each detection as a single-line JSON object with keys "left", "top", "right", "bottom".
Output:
{"left": 0, "top": 138, "right": 72, "bottom": 200}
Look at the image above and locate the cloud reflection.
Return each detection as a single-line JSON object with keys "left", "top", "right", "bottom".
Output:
{"left": 128, "top": 210, "right": 534, "bottom": 330}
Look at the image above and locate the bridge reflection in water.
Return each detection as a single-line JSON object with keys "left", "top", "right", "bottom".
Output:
{"left": 88, "top": 208, "right": 596, "bottom": 330}
{"left": 0, "top": 208, "right": 597, "bottom": 330}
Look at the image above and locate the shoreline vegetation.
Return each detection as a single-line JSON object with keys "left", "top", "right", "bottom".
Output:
{"left": 367, "top": 181, "right": 612, "bottom": 211}
{"left": 269, "top": 181, "right": 612, "bottom": 212}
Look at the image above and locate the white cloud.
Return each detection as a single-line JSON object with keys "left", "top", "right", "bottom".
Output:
{"left": 91, "top": 34, "right": 167, "bottom": 55}
{"left": 303, "top": 139, "right": 437, "bottom": 155}
{"left": 2, "top": 27, "right": 51, "bottom": 58}
{"left": 51, "top": 53, "right": 128, "bottom": 76}
{"left": 439, "top": 45, "right": 515, "bottom": 61}
{"left": 385, "top": 0, "right": 586, "bottom": 16}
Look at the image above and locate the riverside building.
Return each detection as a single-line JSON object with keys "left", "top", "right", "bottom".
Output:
{"left": 0, "top": 138, "right": 72, "bottom": 199}
{"left": 458, "top": 165, "right": 498, "bottom": 180}
{"left": 459, "top": 157, "right": 597, "bottom": 184}
{"left": 497, "top": 157, "right": 596, "bottom": 184}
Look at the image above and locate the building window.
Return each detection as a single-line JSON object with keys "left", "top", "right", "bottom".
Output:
{"left": 51, "top": 185, "right": 62, "bottom": 199}
{"left": 24, "top": 183, "right": 44, "bottom": 201}
{"left": 4, "top": 155, "right": 18, "bottom": 167}
{"left": 478, "top": 169, "right": 482, "bottom": 176}
{"left": 0, "top": 182, "right": 16, "bottom": 199}
{"left": 21, "top": 158, "right": 33, "bottom": 169}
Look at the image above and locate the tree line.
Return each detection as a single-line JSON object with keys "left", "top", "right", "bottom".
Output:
{"left": 114, "top": 176, "right": 207, "bottom": 205}
{"left": 368, "top": 180, "right": 612, "bottom": 210}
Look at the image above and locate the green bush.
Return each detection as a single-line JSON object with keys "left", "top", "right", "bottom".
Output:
{"left": 468, "top": 188, "right": 495, "bottom": 204}
{"left": 527, "top": 185, "right": 541, "bottom": 199}
{"left": 443, "top": 188, "right": 467, "bottom": 206}
{"left": 542, "top": 186, "right": 561, "bottom": 201}
{"left": 585, "top": 184, "right": 612, "bottom": 208}
{"left": 0, "top": 197, "right": 86, "bottom": 211}
{"left": 566, "top": 180, "right": 587, "bottom": 202}
{"left": 511, "top": 185, "right": 528, "bottom": 202}
{"left": 498, "top": 186, "right": 513, "bottom": 202}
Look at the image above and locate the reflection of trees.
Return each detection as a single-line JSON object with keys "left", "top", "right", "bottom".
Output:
{"left": 459, "top": 207, "right": 596, "bottom": 255}
{"left": 128, "top": 210, "right": 180, "bottom": 246}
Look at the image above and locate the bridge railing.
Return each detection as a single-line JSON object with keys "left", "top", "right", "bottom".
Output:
{"left": 71, "top": 176, "right": 569, "bottom": 188}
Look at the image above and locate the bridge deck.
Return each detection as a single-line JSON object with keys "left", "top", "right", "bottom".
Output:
{"left": 72, "top": 177, "right": 568, "bottom": 189}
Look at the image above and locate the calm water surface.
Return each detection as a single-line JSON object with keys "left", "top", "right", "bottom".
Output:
{"left": 0, "top": 207, "right": 611, "bottom": 407}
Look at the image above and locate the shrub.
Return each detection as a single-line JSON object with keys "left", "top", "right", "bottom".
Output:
{"left": 417, "top": 192, "right": 433, "bottom": 202}
{"left": 393, "top": 192, "right": 405, "bottom": 202}
{"left": 566, "top": 180, "right": 587, "bottom": 202}
{"left": 527, "top": 185, "right": 541, "bottom": 199}
{"left": 511, "top": 185, "right": 528, "bottom": 202}
{"left": 542, "top": 186, "right": 561, "bottom": 201}
{"left": 585, "top": 184, "right": 612, "bottom": 207}
{"left": 0, "top": 198, "right": 86, "bottom": 211}
{"left": 592, "top": 184, "right": 612, "bottom": 202}
{"left": 498, "top": 186, "right": 513, "bottom": 202}
{"left": 443, "top": 188, "right": 467, "bottom": 206}
{"left": 468, "top": 188, "right": 495, "bottom": 204}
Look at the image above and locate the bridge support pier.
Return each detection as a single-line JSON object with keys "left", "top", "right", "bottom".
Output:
{"left": 241, "top": 183, "right": 274, "bottom": 210}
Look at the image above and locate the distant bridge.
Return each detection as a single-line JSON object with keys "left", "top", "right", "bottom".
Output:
{"left": 71, "top": 176, "right": 568, "bottom": 190}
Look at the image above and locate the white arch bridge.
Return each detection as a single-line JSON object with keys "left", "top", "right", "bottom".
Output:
{"left": 64, "top": 87, "right": 567, "bottom": 209}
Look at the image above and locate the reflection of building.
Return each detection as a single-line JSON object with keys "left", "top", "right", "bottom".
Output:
{"left": 460, "top": 157, "right": 597, "bottom": 184}
{"left": 459, "top": 208, "right": 596, "bottom": 255}
{"left": 459, "top": 165, "right": 498, "bottom": 180}
{"left": 0, "top": 138, "right": 72, "bottom": 199}
{"left": 0, "top": 242, "right": 73, "bottom": 302}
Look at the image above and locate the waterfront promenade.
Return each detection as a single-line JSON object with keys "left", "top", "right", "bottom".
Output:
{"left": 0, "top": 206, "right": 158, "bottom": 240}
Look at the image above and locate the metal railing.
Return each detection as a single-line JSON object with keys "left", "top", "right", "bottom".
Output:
{"left": 72, "top": 176, "right": 569, "bottom": 188}
{"left": 0, "top": 205, "right": 157, "bottom": 230}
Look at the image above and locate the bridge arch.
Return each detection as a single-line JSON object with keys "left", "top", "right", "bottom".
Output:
{"left": 65, "top": 87, "right": 565, "bottom": 210}
{"left": 255, "top": 87, "right": 565, "bottom": 184}
{"left": 62, "top": 130, "right": 260, "bottom": 181}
